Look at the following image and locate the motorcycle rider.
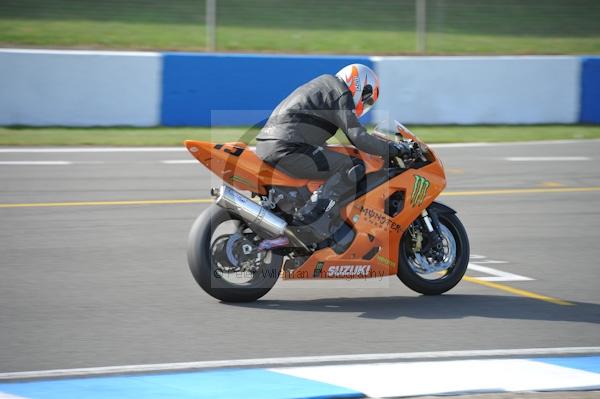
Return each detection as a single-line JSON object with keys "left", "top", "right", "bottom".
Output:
{"left": 256, "top": 64, "right": 412, "bottom": 224}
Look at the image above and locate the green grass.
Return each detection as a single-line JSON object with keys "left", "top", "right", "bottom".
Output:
{"left": 1, "top": 125, "right": 599, "bottom": 147}
{"left": 0, "top": 19, "right": 206, "bottom": 51}
{"left": 3, "top": 20, "right": 599, "bottom": 54}
{"left": 1, "top": 0, "right": 599, "bottom": 54}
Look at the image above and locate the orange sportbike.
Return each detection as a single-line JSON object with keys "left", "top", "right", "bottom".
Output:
{"left": 186, "top": 121, "right": 470, "bottom": 302}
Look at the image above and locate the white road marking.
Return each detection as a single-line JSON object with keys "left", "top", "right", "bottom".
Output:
{"left": 468, "top": 255, "right": 533, "bottom": 282}
{"left": 0, "top": 161, "right": 72, "bottom": 166}
{"left": 505, "top": 156, "right": 591, "bottom": 161}
{"left": 436, "top": 138, "right": 600, "bottom": 148}
{"left": 1, "top": 347, "right": 599, "bottom": 380}
{"left": 272, "top": 359, "right": 600, "bottom": 398}
{"left": 0, "top": 147, "right": 185, "bottom": 153}
{"left": 472, "top": 260, "right": 508, "bottom": 264}
{"left": 430, "top": 142, "right": 491, "bottom": 148}
{"left": 161, "top": 160, "right": 198, "bottom": 164}
{"left": 0, "top": 139, "right": 598, "bottom": 153}
{"left": 468, "top": 263, "right": 534, "bottom": 282}
{"left": 0, "top": 159, "right": 200, "bottom": 165}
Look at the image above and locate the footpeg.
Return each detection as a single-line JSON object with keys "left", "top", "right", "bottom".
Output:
{"left": 258, "top": 236, "right": 289, "bottom": 251}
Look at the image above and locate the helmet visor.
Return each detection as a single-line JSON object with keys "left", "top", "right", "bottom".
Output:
{"left": 361, "top": 85, "right": 376, "bottom": 115}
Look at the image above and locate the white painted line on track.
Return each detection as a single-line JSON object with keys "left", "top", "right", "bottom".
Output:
{"left": 0, "top": 139, "right": 598, "bottom": 153}
{"left": 0, "top": 161, "right": 72, "bottom": 165}
{"left": 272, "top": 359, "right": 600, "bottom": 398}
{"left": 468, "top": 263, "right": 534, "bottom": 282}
{"left": 430, "top": 142, "right": 490, "bottom": 148}
{"left": 468, "top": 254, "right": 533, "bottom": 282}
{"left": 2, "top": 347, "right": 600, "bottom": 380}
{"left": 161, "top": 160, "right": 198, "bottom": 164}
{"left": 0, "top": 147, "right": 185, "bottom": 153}
{"left": 505, "top": 156, "right": 591, "bottom": 161}
{"left": 438, "top": 138, "right": 600, "bottom": 147}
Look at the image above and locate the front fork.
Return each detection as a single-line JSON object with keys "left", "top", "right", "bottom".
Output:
{"left": 419, "top": 209, "right": 445, "bottom": 261}
{"left": 421, "top": 210, "right": 436, "bottom": 233}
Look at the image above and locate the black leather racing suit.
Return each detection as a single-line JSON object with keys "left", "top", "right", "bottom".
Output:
{"left": 256, "top": 75, "right": 397, "bottom": 207}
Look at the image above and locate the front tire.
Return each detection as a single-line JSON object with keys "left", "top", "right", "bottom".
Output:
{"left": 187, "top": 204, "right": 283, "bottom": 302}
{"left": 397, "top": 212, "right": 469, "bottom": 295}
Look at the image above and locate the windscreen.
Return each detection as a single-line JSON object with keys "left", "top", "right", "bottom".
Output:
{"left": 372, "top": 120, "right": 416, "bottom": 142}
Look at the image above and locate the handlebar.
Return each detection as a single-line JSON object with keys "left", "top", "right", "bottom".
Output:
{"left": 395, "top": 140, "right": 422, "bottom": 159}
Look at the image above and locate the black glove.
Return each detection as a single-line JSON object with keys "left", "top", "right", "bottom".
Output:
{"left": 388, "top": 141, "right": 422, "bottom": 164}
{"left": 391, "top": 141, "right": 413, "bottom": 157}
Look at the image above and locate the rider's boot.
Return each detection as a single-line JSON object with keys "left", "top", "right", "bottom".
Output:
{"left": 294, "top": 173, "right": 345, "bottom": 224}
{"left": 294, "top": 163, "right": 365, "bottom": 225}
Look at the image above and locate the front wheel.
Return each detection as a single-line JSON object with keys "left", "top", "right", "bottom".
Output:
{"left": 397, "top": 212, "right": 470, "bottom": 295}
{"left": 187, "top": 204, "right": 283, "bottom": 302}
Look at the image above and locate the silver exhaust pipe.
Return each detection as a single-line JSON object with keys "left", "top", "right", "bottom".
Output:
{"left": 212, "top": 185, "right": 308, "bottom": 251}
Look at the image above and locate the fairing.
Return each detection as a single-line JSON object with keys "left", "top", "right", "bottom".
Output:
{"left": 184, "top": 140, "right": 384, "bottom": 195}
{"left": 185, "top": 120, "right": 446, "bottom": 280}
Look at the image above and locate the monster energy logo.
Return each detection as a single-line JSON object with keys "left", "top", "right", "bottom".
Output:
{"left": 313, "top": 261, "right": 324, "bottom": 278}
{"left": 411, "top": 175, "right": 430, "bottom": 207}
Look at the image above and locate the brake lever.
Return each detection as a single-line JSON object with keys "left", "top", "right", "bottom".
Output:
{"left": 395, "top": 156, "right": 406, "bottom": 169}
{"left": 389, "top": 141, "right": 423, "bottom": 169}
{"left": 396, "top": 142, "right": 415, "bottom": 166}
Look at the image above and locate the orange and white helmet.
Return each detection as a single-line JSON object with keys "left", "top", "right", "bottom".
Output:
{"left": 336, "top": 64, "right": 380, "bottom": 117}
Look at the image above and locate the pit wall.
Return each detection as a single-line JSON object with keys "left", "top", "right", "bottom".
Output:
{"left": 0, "top": 49, "right": 598, "bottom": 126}
{"left": 0, "top": 49, "right": 162, "bottom": 127}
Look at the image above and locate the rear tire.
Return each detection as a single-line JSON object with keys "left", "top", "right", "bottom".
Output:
{"left": 187, "top": 204, "right": 283, "bottom": 302}
{"left": 397, "top": 212, "right": 469, "bottom": 295}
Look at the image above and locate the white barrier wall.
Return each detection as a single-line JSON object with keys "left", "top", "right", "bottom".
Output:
{"left": 0, "top": 49, "right": 161, "bottom": 126}
{"left": 373, "top": 56, "right": 581, "bottom": 124}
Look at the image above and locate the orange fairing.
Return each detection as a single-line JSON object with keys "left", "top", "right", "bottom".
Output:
{"left": 185, "top": 141, "right": 305, "bottom": 194}
{"left": 285, "top": 158, "right": 446, "bottom": 281}
{"left": 326, "top": 145, "right": 384, "bottom": 174}
{"left": 186, "top": 139, "right": 446, "bottom": 281}
{"left": 184, "top": 141, "right": 384, "bottom": 194}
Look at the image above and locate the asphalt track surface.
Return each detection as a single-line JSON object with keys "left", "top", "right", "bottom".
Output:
{"left": 1, "top": 140, "right": 599, "bottom": 374}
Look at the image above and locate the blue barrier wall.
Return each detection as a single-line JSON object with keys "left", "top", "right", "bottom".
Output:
{"left": 1, "top": 50, "right": 598, "bottom": 127}
{"left": 580, "top": 57, "right": 600, "bottom": 124}
{"left": 160, "top": 53, "right": 373, "bottom": 126}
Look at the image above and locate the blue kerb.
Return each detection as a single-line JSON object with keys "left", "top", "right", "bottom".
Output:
{"left": 532, "top": 356, "right": 600, "bottom": 375}
{"left": 160, "top": 53, "right": 374, "bottom": 126}
{"left": 0, "top": 368, "right": 364, "bottom": 399}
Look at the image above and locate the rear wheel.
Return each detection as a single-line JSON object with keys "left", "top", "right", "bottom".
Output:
{"left": 187, "top": 204, "right": 283, "bottom": 302}
{"left": 397, "top": 212, "right": 469, "bottom": 295}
